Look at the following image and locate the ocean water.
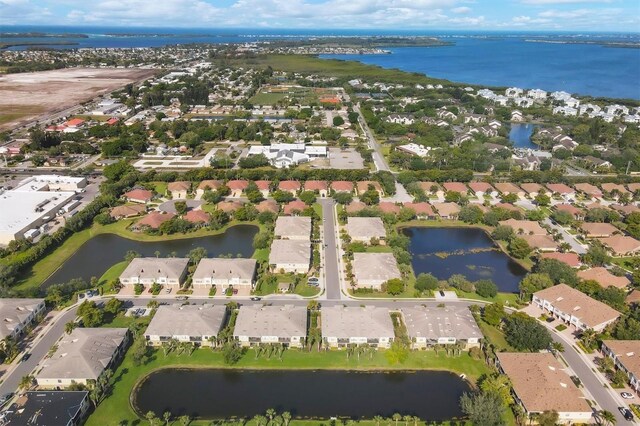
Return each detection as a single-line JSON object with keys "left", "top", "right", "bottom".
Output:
{"left": 2, "top": 26, "right": 639, "bottom": 99}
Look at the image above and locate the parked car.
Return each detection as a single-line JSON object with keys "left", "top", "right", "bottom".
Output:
{"left": 21, "top": 353, "right": 31, "bottom": 362}
{"left": 621, "top": 392, "right": 634, "bottom": 399}
{"left": 0, "top": 392, "right": 13, "bottom": 406}
{"left": 308, "top": 277, "right": 319, "bottom": 283}
{"left": 250, "top": 297, "right": 261, "bottom": 301}
{"left": 619, "top": 407, "right": 634, "bottom": 421}
{"left": 176, "top": 296, "right": 188, "bottom": 301}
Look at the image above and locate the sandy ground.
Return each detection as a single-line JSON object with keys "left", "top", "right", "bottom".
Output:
{"left": 0, "top": 67, "right": 157, "bottom": 130}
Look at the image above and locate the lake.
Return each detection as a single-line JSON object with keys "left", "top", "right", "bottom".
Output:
{"left": 509, "top": 123, "right": 537, "bottom": 150}
{"left": 41, "top": 225, "right": 258, "bottom": 289}
{"left": 132, "top": 369, "right": 470, "bottom": 420}
{"left": 402, "top": 227, "right": 526, "bottom": 293}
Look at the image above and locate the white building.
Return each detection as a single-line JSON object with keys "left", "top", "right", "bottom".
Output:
{"left": 0, "top": 298, "right": 46, "bottom": 342}
{"left": 119, "top": 257, "right": 189, "bottom": 289}
{"left": 144, "top": 305, "right": 227, "bottom": 346}
{"left": 321, "top": 306, "right": 394, "bottom": 349}
{"left": 247, "top": 143, "right": 327, "bottom": 168}
{"left": 192, "top": 258, "right": 257, "bottom": 291}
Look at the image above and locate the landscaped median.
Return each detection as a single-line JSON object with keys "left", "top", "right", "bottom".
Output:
{"left": 87, "top": 347, "right": 490, "bottom": 426}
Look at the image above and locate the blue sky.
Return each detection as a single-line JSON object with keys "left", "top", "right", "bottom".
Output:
{"left": 1, "top": 0, "right": 639, "bottom": 31}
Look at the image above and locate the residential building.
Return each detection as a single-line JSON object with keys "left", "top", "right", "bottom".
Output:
{"left": 519, "top": 183, "right": 543, "bottom": 198}
{"left": 600, "top": 235, "right": 640, "bottom": 257}
{"left": 521, "top": 234, "right": 559, "bottom": 252}
{"left": 109, "top": 204, "right": 146, "bottom": 219}
{"left": 119, "top": 257, "right": 189, "bottom": 289}
{"left": 192, "top": 258, "right": 257, "bottom": 292}
{"left": 132, "top": 211, "right": 175, "bottom": 230}
{"left": 346, "top": 217, "right": 386, "bottom": 243}
{"left": 352, "top": 252, "right": 401, "bottom": 289}
{"left": 304, "top": 180, "right": 329, "bottom": 197}
{"left": 283, "top": 200, "right": 307, "bottom": 215}
{"left": 331, "top": 181, "right": 354, "bottom": 193}
{"left": 278, "top": 180, "right": 302, "bottom": 195}
{"left": 196, "top": 180, "right": 223, "bottom": 198}
{"left": 123, "top": 188, "right": 153, "bottom": 204}
{"left": 401, "top": 305, "right": 482, "bottom": 349}
{"left": 579, "top": 222, "right": 619, "bottom": 238}
{"left": 3, "top": 391, "right": 89, "bottom": 426}
{"left": 432, "top": 202, "right": 460, "bottom": 219}
{"left": 321, "top": 306, "right": 394, "bottom": 349}
{"left": 577, "top": 267, "right": 630, "bottom": 290}
{"left": 227, "top": 180, "right": 248, "bottom": 197}
{"left": 403, "top": 202, "right": 436, "bottom": 219}
{"left": 602, "top": 340, "right": 640, "bottom": 394}
{"left": 36, "top": 328, "right": 129, "bottom": 387}
{"left": 442, "top": 182, "right": 468, "bottom": 195}
{"left": 0, "top": 298, "right": 46, "bottom": 341}
{"left": 144, "top": 305, "right": 227, "bottom": 346}
{"left": 496, "top": 352, "right": 592, "bottom": 424}
{"left": 574, "top": 183, "right": 603, "bottom": 199}
{"left": 167, "top": 181, "right": 190, "bottom": 199}
{"left": 233, "top": 305, "right": 307, "bottom": 348}
{"left": 269, "top": 239, "right": 311, "bottom": 274}
{"left": 540, "top": 252, "right": 582, "bottom": 268}
{"left": 499, "top": 219, "right": 547, "bottom": 235}
{"left": 356, "top": 181, "right": 383, "bottom": 196}
{"left": 532, "top": 284, "right": 621, "bottom": 332}
{"left": 274, "top": 216, "right": 312, "bottom": 240}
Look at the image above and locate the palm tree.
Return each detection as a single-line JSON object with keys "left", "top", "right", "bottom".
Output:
{"left": 19, "top": 375, "right": 33, "bottom": 391}
{"left": 265, "top": 408, "right": 276, "bottom": 424}
{"left": 178, "top": 415, "right": 191, "bottom": 426}
{"left": 599, "top": 410, "right": 616, "bottom": 426}
{"left": 253, "top": 415, "right": 267, "bottom": 426}
{"left": 550, "top": 341, "right": 564, "bottom": 353}
{"left": 281, "top": 412, "right": 291, "bottom": 426}
{"left": 580, "top": 328, "right": 597, "bottom": 349}
{"left": 373, "top": 415, "right": 384, "bottom": 426}
{"left": 145, "top": 411, "right": 157, "bottom": 425}
{"left": 154, "top": 250, "right": 161, "bottom": 258}
{"left": 402, "top": 415, "right": 412, "bottom": 426}
{"left": 64, "top": 321, "right": 77, "bottom": 335}
{"left": 392, "top": 413, "right": 402, "bottom": 426}
{"left": 162, "top": 411, "right": 171, "bottom": 426}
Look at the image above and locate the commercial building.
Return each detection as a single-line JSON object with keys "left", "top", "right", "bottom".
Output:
{"left": 14, "top": 175, "right": 87, "bottom": 192}
{"left": 496, "top": 352, "right": 592, "bottom": 424}
{"left": 274, "top": 216, "right": 312, "bottom": 240}
{"left": 144, "top": 305, "right": 227, "bottom": 346}
{"left": 3, "top": 391, "right": 89, "bottom": 426}
{"left": 268, "top": 239, "right": 311, "bottom": 274}
{"left": 346, "top": 217, "right": 386, "bottom": 243}
{"left": 36, "top": 328, "right": 129, "bottom": 387}
{"left": 192, "top": 258, "right": 257, "bottom": 291}
{"left": 119, "top": 257, "right": 189, "bottom": 289}
{"left": 532, "top": 284, "right": 621, "bottom": 332}
{"left": 601, "top": 340, "right": 640, "bottom": 394}
{"left": 233, "top": 305, "right": 307, "bottom": 348}
{"left": 0, "top": 298, "right": 46, "bottom": 341}
{"left": 321, "top": 306, "right": 394, "bottom": 349}
{"left": 401, "top": 305, "right": 482, "bottom": 349}
{"left": 352, "top": 252, "right": 401, "bottom": 289}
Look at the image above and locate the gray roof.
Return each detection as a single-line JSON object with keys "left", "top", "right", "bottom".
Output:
{"left": 192, "top": 258, "right": 257, "bottom": 281}
{"left": 37, "top": 328, "right": 128, "bottom": 381}
{"left": 401, "top": 305, "right": 482, "bottom": 341}
{"left": 352, "top": 252, "right": 401, "bottom": 282}
{"left": 120, "top": 257, "right": 189, "bottom": 281}
{"left": 346, "top": 217, "right": 386, "bottom": 240}
{"left": 274, "top": 216, "right": 312, "bottom": 239}
{"left": 0, "top": 298, "right": 44, "bottom": 339}
{"left": 268, "top": 239, "right": 311, "bottom": 266}
{"left": 233, "top": 305, "right": 307, "bottom": 338}
{"left": 321, "top": 306, "right": 394, "bottom": 339}
{"left": 144, "top": 305, "right": 227, "bottom": 338}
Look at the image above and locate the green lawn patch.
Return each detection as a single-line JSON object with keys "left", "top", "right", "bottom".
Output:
{"left": 477, "top": 319, "right": 514, "bottom": 352}
{"left": 555, "top": 324, "right": 567, "bottom": 332}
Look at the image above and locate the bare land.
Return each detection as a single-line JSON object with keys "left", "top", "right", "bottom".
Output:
{"left": 0, "top": 67, "right": 157, "bottom": 130}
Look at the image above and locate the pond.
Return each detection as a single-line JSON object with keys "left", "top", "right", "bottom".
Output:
{"left": 41, "top": 225, "right": 258, "bottom": 289}
{"left": 509, "top": 123, "right": 538, "bottom": 150}
{"left": 402, "top": 227, "right": 526, "bottom": 293}
{"left": 132, "top": 369, "right": 470, "bottom": 420}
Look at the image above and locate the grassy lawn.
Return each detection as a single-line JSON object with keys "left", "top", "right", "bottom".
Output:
{"left": 98, "top": 261, "right": 128, "bottom": 292}
{"left": 477, "top": 319, "right": 514, "bottom": 352}
{"left": 13, "top": 220, "right": 260, "bottom": 295}
{"left": 455, "top": 290, "right": 520, "bottom": 307}
{"left": 152, "top": 181, "right": 168, "bottom": 195}
{"left": 87, "top": 347, "right": 487, "bottom": 426}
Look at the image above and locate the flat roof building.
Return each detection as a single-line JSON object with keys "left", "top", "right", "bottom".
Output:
{"left": 352, "top": 252, "right": 401, "bottom": 289}
{"left": 401, "top": 305, "right": 482, "bottom": 349}
{"left": 496, "top": 352, "right": 592, "bottom": 424}
{"left": 144, "top": 305, "right": 227, "bottom": 346}
{"left": 346, "top": 217, "right": 386, "bottom": 243}
{"left": 37, "top": 328, "right": 129, "bottom": 387}
{"left": 274, "top": 216, "right": 312, "bottom": 240}
{"left": 233, "top": 305, "right": 307, "bottom": 348}
{"left": 3, "top": 391, "right": 89, "bottom": 426}
{"left": 14, "top": 175, "right": 87, "bottom": 192}
{"left": 321, "top": 306, "right": 394, "bottom": 348}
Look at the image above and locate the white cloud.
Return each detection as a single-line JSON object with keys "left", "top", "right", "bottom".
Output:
{"left": 451, "top": 6, "right": 471, "bottom": 13}
{"left": 521, "top": 0, "right": 611, "bottom": 4}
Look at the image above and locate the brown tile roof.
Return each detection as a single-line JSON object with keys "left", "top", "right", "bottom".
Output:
{"left": 109, "top": 204, "right": 146, "bottom": 219}
{"left": 184, "top": 210, "right": 210, "bottom": 224}
{"left": 496, "top": 352, "right": 591, "bottom": 415}
{"left": 197, "top": 180, "right": 223, "bottom": 191}
{"left": 227, "top": 180, "right": 248, "bottom": 190}
{"left": 521, "top": 234, "right": 559, "bottom": 251}
{"left": 304, "top": 180, "right": 328, "bottom": 191}
{"left": 283, "top": 200, "right": 307, "bottom": 215}
{"left": 256, "top": 199, "right": 279, "bottom": 214}
{"left": 494, "top": 203, "right": 521, "bottom": 213}
{"left": 574, "top": 183, "right": 602, "bottom": 198}
{"left": 136, "top": 211, "right": 175, "bottom": 229}
{"left": 345, "top": 201, "right": 367, "bottom": 214}
{"left": 600, "top": 235, "right": 640, "bottom": 255}
{"left": 442, "top": 182, "right": 468, "bottom": 194}
{"left": 330, "top": 181, "right": 354, "bottom": 192}
{"left": 520, "top": 183, "right": 543, "bottom": 194}
{"left": 534, "top": 284, "right": 621, "bottom": 329}
{"left": 167, "top": 181, "right": 190, "bottom": 192}
{"left": 540, "top": 252, "right": 581, "bottom": 268}
{"left": 579, "top": 222, "right": 619, "bottom": 238}
{"left": 499, "top": 219, "right": 547, "bottom": 235}
{"left": 254, "top": 180, "right": 271, "bottom": 191}
{"left": 217, "top": 200, "right": 243, "bottom": 213}
{"left": 494, "top": 182, "right": 522, "bottom": 194}
{"left": 601, "top": 183, "right": 629, "bottom": 194}
{"left": 627, "top": 183, "right": 640, "bottom": 193}
{"left": 418, "top": 182, "right": 442, "bottom": 193}
{"left": 546, "top": 183, "right": 574, "bottom": 195}
{"left": 611, "top": 204, "right": 640, "bottom": 216}
{"left": 123, "top": 188, "right": 153, "bottom": 202}
{"left": 432, "top": 202, "right": 460, "bottom": 217}
{"left": 356, "top": 181, "right": 382, "bottom": 194}
{"left": 467, "top": 182, "right": 494, "bottom": 193}
{"left": 403, "top": 202, "right": 435, "bottom": 216}
{"left": 279, "top": 180, "right": 302, "bottom": 191}
{"left": 602, "top": 340, "right": 640, "bottom": 381}
{"left": 554, "top": 204, "right": 583, "bottom": 217}
{"left": 378, "top": 202, "right": 401, "bottom": 214}
{"left": 577, "top": 267, "right": 630, "bottom": 289}
{"left": 626, "top": 289, "right": 640, "bottom": 305}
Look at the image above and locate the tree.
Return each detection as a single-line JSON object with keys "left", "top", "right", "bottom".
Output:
{"left": 479, "top": 374, "right": 514, "bottom": 406}
{"left": 65, "top": 321, "right": 77, "bottom": 334}
{"left": 299, "top": 191, "right": 317, "bottom": 205}
{"left": 448, "top": 274, "right": 474, "bottom": 293}
{"left": 163, "top": 411, "right": 172, "bottom": 426}
{"left": 504, "top": 312, "right": 552, "bottom": 351}
{"left": 385, "top": 341, "right": 409, "bottom": 365}
{"left": 385, "top": 278, "right": 404, "bottom": 295}
{"left": 534, "top": 258, "right": 578, "bottom": 286}
{"left": 508, "top": 237, "right": 532, "bottom": 259}
{"left": 281, "top": 411, "right": 291, "bottom": 426}
{"left": 333, "top": 192, "right": 353, "bottom": 205}
{"left": 333, "top": 116, "right": 345, "bottom": 126}
{"left": 482, "top": 303, "right": 505, "bottom": 327}
{"left": 174, "top": 201, "right": 188, "bottom": 215}
{"left": 104, "top": 298, "right": 123, "bottom": 315}
{"left": 475, "top": 280, "right": 498, "bottom": 298}
{"left": 415, "top": 273, "right": 439, "bottom": 292}
{"left": 583, "top": 243, "right": 611, "bottom": 267}
{"left": 459, "top": 391, "right": 504, "bottom": 426}
{"left": 534, "top": 193, "right": 551, "bottom": 206}
{"left": 459, "top": 205, "right": 484, "bottom": 224}
{"left": 103, "top": 161, "right": 135, "bottom": 182}
{"left": 599, "top": 410, "right": 616, "bottom": 426}
{"left": 145, "top": 411, "right": 158, "bottom": 426}
{"left": 178, "top": 415, "right": 191, "bottom": 426}
{"left": 222, "top": 342, "right": 243, "bottom": 365}
{"left": 360, "top": 188, "right": 380, "bottom": 205}
{"left": 537, "top": 410, "right": 559, "bottom": 426}
{"left": 392, "top": 413, "right": 402, "bottom": 426}
{"left": 77, "top": 300, "right": 104, "bottom": 327}
{"left": 519, "top": 273, "right": 553, "bottom": 300}
{"left": 19, "top": 375, "right": 34, "bottom": 391}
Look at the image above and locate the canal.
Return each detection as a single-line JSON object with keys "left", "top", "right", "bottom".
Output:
{"left": 41, "top": 225, "right": 258, "bottom": 289}
{"left": 133, "top": 369, "right": 470, "bottom": 420}
{"left": 509, "top": 123, "right": 538, "bottom": 150}
{"left": 403, "top": 227, "right": 526, "bottom": 293}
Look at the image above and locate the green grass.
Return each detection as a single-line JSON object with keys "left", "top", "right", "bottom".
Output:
{"left": 152, "top": 181, "right": 168, "bottom": 195}
{"left": 87, "top": 347, "right": 488, "bottom": 426}
{"left": 455, "top": 290, "right": 520, "bottom": 307}
{"left": 477, "top": 319, "right": 514, "bottom": 352}
{"left": 98, "top": 261, "right": 128, "bottom": 290}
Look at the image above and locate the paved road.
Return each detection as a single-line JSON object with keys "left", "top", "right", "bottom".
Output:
{"left": 550, "top": 330, "right": 637, "bottom": 425}
{"left": 543, "top": 217, "right": 588, "bottom": 254}
{"left": 320, "top": 198, "right": 342, "bottom": 300}
{"left": 354, "top": 104, "right": 389, "bottom": 172}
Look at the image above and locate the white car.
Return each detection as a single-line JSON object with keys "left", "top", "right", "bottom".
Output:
{"left": 621, "top": 392, "right": 634, "bottom": 399}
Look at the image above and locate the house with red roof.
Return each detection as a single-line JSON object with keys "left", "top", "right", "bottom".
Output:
{"left": 546, "top": 183, "right": 575, "bottom": 199}
{"left": 494, "top": 182, "right": 525, "bottom": 199}
{"left": 330, "top": 181, "right": 354, "bottom": 193}
{"left": 196, "top": 180, "right": 223, "bottom": 198}
{"left": 540, "top": 252, "right": 581, "bottom": 268}
{"left": 256, "top": 199, "right": 279, "bottom": 214}
{"left": 167, "top": 181, "right": 191, "bottom": 199}
{"left": 345, "top": 201, "right": 367, "bottom": 214}
{"left": 403, "top": 202, "right": 436, "bottom": 219}
{"left": 554, "top": 204, "right": 584, "bottom": 220}
{"left": 283, "top": 200, "right": 307, "bottom": 215}
{"left": 356, "top": 181, "right": 383, "bottom": 196}
{"left": 304, "top": 180, "right": 329, "bottom": 197}
{"left": 418, "top": 182, "right": 444, "bottom": 199}
{"left": 468, "top": 182, "right": 496, "bottom": 197}
{"left": 278, "top": 180, "right": 302, "bottom": 196}
{"left": 519, "top": 183, "right": 543, "bottom": 198}
{"left": 218, "top": 201, "right": 244, "bottom": 214}
{"left": 378, "top": 202, "right": 401, "bottom": 215}
{"left": 123, "top": 189, "right": 154, "bottom": 204}
{"left": 64, "top": 118, "right": 85, "bottom": 128}
{"left": 442, "top": 182, "right": 468, "bottom": 195}
{"left": 254, "top": 180, "right": 272, "bottom": 198}
{"left": 106, "top": 117, "right": 119, "bottom": 126}
{"left": 184, "top": 210, "right": 210, "bottom": 225}
{"left": 227, "top": 180, "right": 249, "bottom": 197}
{"left": 133, "top": 211, "right": 175, "bottom": 230}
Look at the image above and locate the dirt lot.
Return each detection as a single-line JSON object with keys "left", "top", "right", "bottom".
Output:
{"left": 0, "top": 67, "right": 157, "bottom": 130}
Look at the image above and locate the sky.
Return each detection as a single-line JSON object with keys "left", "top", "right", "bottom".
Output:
{"left": 1, "top": 0, "right": 639, "bottom": 32}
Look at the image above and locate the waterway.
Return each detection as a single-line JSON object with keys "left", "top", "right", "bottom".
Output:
{"left": 509, "top": 123, "right": 537, "bottom": 150}
{"left": 403, "top": 227, "right": 526, "bottom": 293}
{"left": 132, "top": 368, "right": 470, "bottom": 420}
{"left": 41, "top": 225, "right": 258, "bottom": 289}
